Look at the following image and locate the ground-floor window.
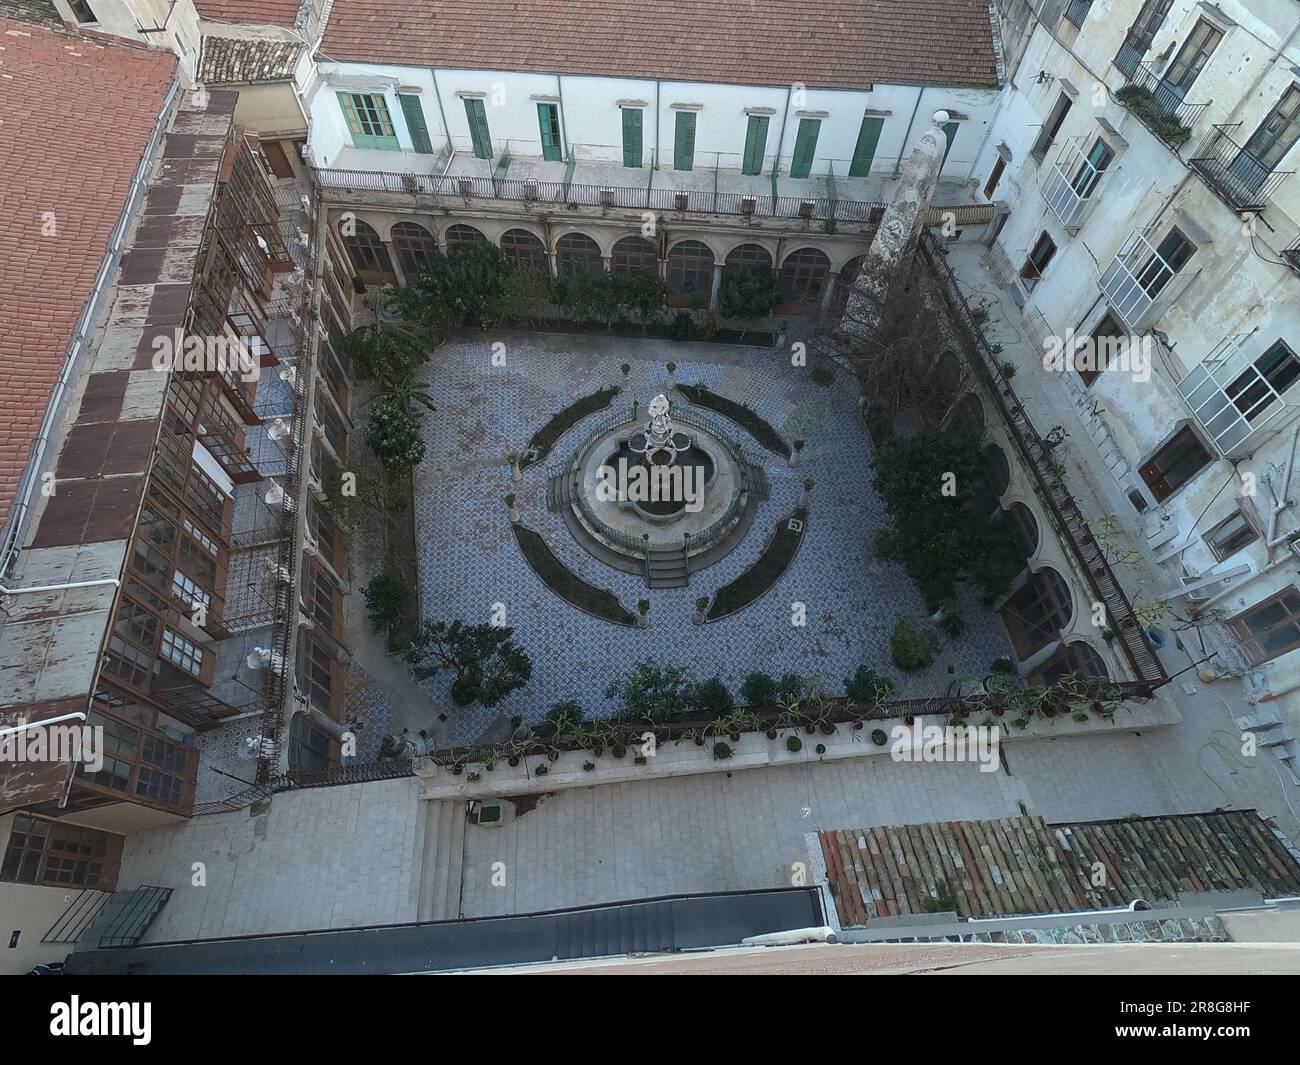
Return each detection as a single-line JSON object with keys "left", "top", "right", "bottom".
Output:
{"left": 1, "top": 814, "right": 122, "bottom": 890}
{"left": 1001, "top": 567, "right": 1072, "bottom": 658}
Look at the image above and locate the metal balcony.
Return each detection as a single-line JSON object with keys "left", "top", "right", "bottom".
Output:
{"left": 1189, "top": 124, "right": 1294, "bottom": 212}
{"left": 1177, "top": 334, "right": 1299, "bottom": 458}
{"left": 1097, "top": 230, "right": 1189, "bottom": 331}
{"left": 1041, "top": 139, "right": 1109, "bottom": 229}
{"left": 1284, "top": 236, "right": 1300, "bottom": 278}
{"left": 1114, "top": 62, "right": 1206, "bottom": 150}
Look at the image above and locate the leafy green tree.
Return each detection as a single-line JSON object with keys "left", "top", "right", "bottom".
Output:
{"left": 620, "top": 271, "right": 669, "bottom": 334}
{"left": 362, "top": 566, "right": 408, "bottom": 630}
{"left": 497, "top": 262, "right": 551, "bottom": 327}
{"left": 554, "top": 271, "right": 623, "bottom": 331}
{"left": 719, "top": 265, "right": 784, "bottom": 338}
{"left": 844, "top": 666, "right": 896, "bottom": 703}
{"left": 740, "top": 671, "right": 778, "bottom": 709}
{"left": 342, "top": 321, "right": 432, "bottom": 385}
{"left": 392, "top": 241, "right": 507, "bottom": 333}
{"left": 605, "top": 659, "right": 691, "bottom": 724}
{"left": 366, "top": 393, "right": 426, "bottom": 472}
{"left": 686, "top": 676, "right": 734, "bottom": 717}
{"left": 405, "top": 619, "right": 533, "bottom": 707}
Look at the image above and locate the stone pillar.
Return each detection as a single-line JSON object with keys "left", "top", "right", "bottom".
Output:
{"left": 602, "top": 255, "right": 612, "bottom": 272}
{"left": 546, "top": 251, "right": 558, "bottom": 278}
{"left": 820, "top": 275, "right": 836, "bottom": 309}
{"left": 839, "top": 110, "right": 951, "bottom": 346}
{"left": 384, "top": 241, "right": 407, "bottom": 287}
{"left": 709, "top": 262, "right": 723, "bottom": 309}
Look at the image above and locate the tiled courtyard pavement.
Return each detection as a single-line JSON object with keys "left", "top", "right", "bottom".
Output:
{"left": 414, "top": 331, "right": 1012, "bottom": 743}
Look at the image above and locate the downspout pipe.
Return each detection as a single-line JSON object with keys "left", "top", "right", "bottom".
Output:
{"left": 0, "top": 711, "right": 87, "bottom": 740}
{"left": 0, "top": 578, "right": 120, "bottom": 596}
{"left": 1266, "top": 423, "right": 1300, "bottom": 547}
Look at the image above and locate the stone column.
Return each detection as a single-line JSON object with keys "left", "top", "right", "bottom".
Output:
{"left": 839, "top": 110, "right": 951, "bottom": 347}
{"left": 709, "top": 262, "right": 723, "bottom": 309}
{"left": 602, "top": 255, "right": 612, "bottom": 272}
{"left": 820, "top": 275, "right": 836, "bottom": 309}
{"left": 383, "top": 241, "right": 407, "bottom": 287}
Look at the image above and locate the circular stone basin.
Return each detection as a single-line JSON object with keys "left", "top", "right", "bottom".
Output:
{"left": 604, "top": 443, "right": 716, "bottom": 517}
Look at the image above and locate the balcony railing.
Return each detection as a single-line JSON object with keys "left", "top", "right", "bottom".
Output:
{"left": 920, "top": 232, "right": 1168, "bottom": 689}
{"left": 1283, "top": 236, "right": 1300, "bottom": 277}
{"left": 1114, "top": 62, "right": 1206, "bottom": 149}
{"left": 312, "top": 165, "right": 997, "bottom": 229}
{"left": 1178, "top": 334, "right": 1298, "bottom": 458}
{"left": 1063, "top": 0, "right": 1093, "bottom": 27}
{"left": 1097, "top": 229, "right": 1189, "bottom": 331}
{"left": 1189, "top": 124, "right": 1295, "bottom": 212}
{"left": 1042, "top": 139, "right": 1110, "bottom": 229}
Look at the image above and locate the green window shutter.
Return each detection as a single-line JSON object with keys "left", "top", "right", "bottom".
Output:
{"left": 673, "top": 111, "right": 696, "bottom": 171}
{"left": 941, "top": 121, "right": 960, "bottom": 167}
{"left": 790, "top": 118, "right": 821, "bottom": 178}
{"left": 622, "top": 107, "right": 643, "bottom": 168}
{"left": 339, "top": 91, "right": 400, "bottom": 151}
{"left": 399, "top": 94, "right": 433, "bottom": 154}
{"left": 464, "top": 97, "right": 492, "bottom": 159}
{"left": 742, "top": 115, "right": 769, "bottom": 175}
{"left": 537, "top": 103, "right": 562, "bottom": 161}
{"left": 848, "top": 116, "right": 884, "bottom": 177}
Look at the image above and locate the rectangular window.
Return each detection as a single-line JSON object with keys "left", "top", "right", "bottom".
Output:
{"left": 1020, "top": 231, "right": 1057, "bottom": 290}
{"left": 1163, "top": 19, "right": 1224, "bottom": 96}
{"left": 160, "top": 627, "right": 205, "bottom": 678}
{"left": 790, "top": 117, "right": 820, "bottom": 178}
{"left": 1230, "top": 587, "right": 1300, "bottom": 665}
{"left": 1, "top": 815, "right": 121, "bottom": 890}
{"left": 1222, "top": 340, "right": 1300, "bottom": 424}
{"left": 296, "top": 631, "right": 336, "bottom": 715}
{"left": 171, "top": 570, "right": 210, "bottom": 610}
{"left": 1071, "top": 137, "right": 1114, "bottom": 197}
{"left": 673, "top": 110, "right": 697, "bottom": 171}
{"left": 398, "top": 93, "right": 434, "bottom": 155}
{"left": 69, "top": 0, "right": 97, "bottom": 23}
{"left": 1077, "top": 313, "right": 1125, "bottom": 386}
{"left": 1115, "top": 0, "right": 1175, "bottom": 75}
{"left": 463, "top": 97, "right": 492, "bottom": 159}
{"left": 1242, "top": 85, "right": 1300, "bottom": 174}
{"left": 1205, "top": 509, "right": 1259, "bottom": 561}
{"left": 1032, "top": 94, "right": 1072, "bottom": 160}
{"left": 337, "top": 92, "right": 400, "bottom": 151}
{"left": 742, "top": 114, "right": 770, "bottom": 176}
{"left": 1140, "top": 425, "right": 1212, "bottom": 501}
{"left": 622, "top": 107, "right": 643, "bottom": 168}
{"left": 537, "top": 102, "right": 562, "bottom": 161}
{"left": 1063, "top": 0, "right": 1093, "bottom": 27}
{"left": 849, "top": 115, "right": 884, "bottom": 177}
{"left": 984, "top": 155, "right": 1006, "bottom": 198}
{"left": 289, "top": 713, "right": 336, "bottom": 775}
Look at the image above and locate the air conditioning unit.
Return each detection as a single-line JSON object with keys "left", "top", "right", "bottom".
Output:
{"left": 468, "top": 801, "right": 503, "bottom": 827}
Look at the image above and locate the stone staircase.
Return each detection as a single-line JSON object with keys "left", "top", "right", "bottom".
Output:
{"left": 417, "top": 799, "right": 466, "bottom": 922}
{"left": 546, "top": 469, "right": 580, "bottom": 510}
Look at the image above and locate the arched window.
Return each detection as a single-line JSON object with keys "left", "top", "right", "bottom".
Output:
{"left": 1033, "top": 641, "right": 1109, "bottom": 686}
{"left": 500, "top": 228, "right": 547, "bottom": 270}
{"left": 779, "top": 247, "right": 830, "bottom": 302}
{"left": 927, "top": 350, "right": 962, "bottom": 419}
{"left": 341, "top": 219, "right": 391, "bottom": 276}
{"left": 611, "top": 236, "right": 658, "bottom": 276}
{"left": 840, "top": 255, "right": 868, "bottom": 284}
{"left": 667, "top": 240, "right": 714, "bottom": 295}
{"left": 951, "top": 393, "right": 985, "bottom": 440}
{"left": 984, "top": 445, "right": 1011, "bottom": 501}
{"left": 724, "top": 243, "right": 774, "bottom": 277}
{"left": 1002, "top": 502, "right": 1039, "bottom": 570}
{"left": 555, "top": 232, "right": 603, "bottom": 277}
{"left": 1001, "top": 567, "right": 1072, "bottom": 658}
{"left": 391, "top": 222, "right": 438, "bottom": 277}
{"left": 444, "top": 224, "right": 487, "bottom": 251}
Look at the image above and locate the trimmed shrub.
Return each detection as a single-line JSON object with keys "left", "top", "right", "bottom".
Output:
{"left": 891, "top": 618, "right": 941, "bottom": 672}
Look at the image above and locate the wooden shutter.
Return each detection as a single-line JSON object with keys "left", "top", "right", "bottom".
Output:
{"left": 742, "top": 115, "right": 769, "bottom": 175}
{"left": 622, "top": 107, "right": 643, "bottom": 167}
{"left": 537, "top": 103, "right": 562, "bottom": 161}
{"left": 337, "top": 92, "right": 362, "bottom": 137}
{"left": 941, "top": 121, "right": 959, "bottom": 167}
{"left": 464, "top": 97, "right": 492, "bottom": 159}
{"left": 399, "top": 94, "right": 434, "bottom": 154}
{"left": 848, "top": 116, "right": 883, "bottom": 177}
{"left": 673, "top": 111, "right": 696, "bottom": 171}
{"left": 790, "top": 118, "right": 820, "bottom": 178}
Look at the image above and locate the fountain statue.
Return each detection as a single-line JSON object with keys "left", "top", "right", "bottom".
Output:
{"left": 628, "top": 393, "right": 684, "bottom": 467}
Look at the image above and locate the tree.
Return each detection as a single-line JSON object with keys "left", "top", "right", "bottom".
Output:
{"left": 405, "top": 620, "right": 533, "bottom": 707}
{"left": 554, "top": 271, "right": 623, "bottom": 331}
{"left": 496, "top": 262, "right": 551, "bottom": 327}
{"left": 686, "top": 676, "right": 734, "bottom": 717}
{"left": 604, "top": 659, "right": 691, "bottom": 724}
{"left": 366, "top": 392, "right": 426, "bottom": 472}
{"left": 719, "top": 265, "right": 783, "bottom": 338}
{"left": 621, "top": 271, "right": 669, "bottom": 334}
{"left": 392, "top": 241, "right": 507, "bottom": 333}
{"left": 342, "top": 321, "right": 432, "bottom": 385}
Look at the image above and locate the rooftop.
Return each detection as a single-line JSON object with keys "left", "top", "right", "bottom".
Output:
{"left": 0, "top": 16, "right": 175, "bottom": 529}
{"left": 320, "top": 0, "right": 1000, "bottom": 90}
{"left": 194, "top": 0, "right": 303, "bottom": 26}
{"left": 199, "top": 31, "right": 302, "bottom": 84}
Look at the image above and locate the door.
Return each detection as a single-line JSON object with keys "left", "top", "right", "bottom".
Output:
{"left": 399, "top": 94, "right": 434, "bottom": 155}
{"left": 742, "top": 114, "right": 769, "bottom": 175}
{"left": 673, "top": 111, "right": 696, "bottom": 171}
{"left": 1115, "top": 0, "right": 1175, "bottom": 75}
{"left": 1240, "top": 85, "right": 1300, "bottom": 189}
{"left": 537, "top": 102, "right": 562, "bottom": 161}
{"left": 984, "top": 155, "right": 1006, "bottom": 198}
{"left": 849, "top": 115, "right": 884, "bottom": 177}
{"left": 790, "top": 118, "right": 820, "bottom": 178}
{"left": 464, "top": 97, "right": 492, "bottom": 159}
{"left": 1161, "top": 19, "right": 1223, "bottom": 99}
{"left": 261, "top": 140, "right": 294, "bottom": 179}
{"left": 1140, "top": 425, "right": 1211, "bottom": 502}
{"left": 622, "top": 107, "right": 643, "bottom": 167}
{"left": 1137, "top": 227, "right": 1195, "bottom": 296}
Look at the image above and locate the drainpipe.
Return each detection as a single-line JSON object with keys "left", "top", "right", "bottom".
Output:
{"left": 556, "top": 73, "right": 569, "bottom": 158}
{"left": 1266, "top": 423, "right": 1300, "bottom": 547}
{"left": 430, "top": 68, "right": 451, "bottom": 156}
{"left": 654, "top": 79, "right": 661, "bottom": 170}
{"left": 772, "top": 84, "right": 793, "bottom": 177}
{"left": 0, "top": 578, "right": 120, "bottom": 596}
{"left": 894, "top": 87, "right": 925, "bottom": 176}
{"left": 0, "top": 711, "right": 87, "bottom": 740}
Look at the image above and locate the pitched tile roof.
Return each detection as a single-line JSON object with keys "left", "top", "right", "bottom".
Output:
{"left": 321, "top": 0, "right": 1000, "bottom": 90}
{"left": 819, "top": 811, "right": 1300, "bottom": 926}
{"left": 0, "top": 18, "right": 175, "bottom": 529}
{"left": 200, "top": 32, "right": 302, "bottom": 83}
{"left": 194, "top": 0, "right": 303, "bottom": 27}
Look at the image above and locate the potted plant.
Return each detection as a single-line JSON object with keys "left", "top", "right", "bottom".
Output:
{"left": 636, "top": 599, "right": 650, "bottom": 629}
{"left": 815, "top": 743, "right": 826, "bottom": 756}
{"left": 712, "top": 741, "right": 734, "bottom": 760}
{"left": 693, "top": 596, "right": 710, "bottom": 625}
{"left": 611, "top": 742, "right": 627, "bottom": 758}
{"left": 505, "top": 493, "right": 520, "bottom": 523}
{"left": 789, "top": 439, "right": 805, "bottom": 469}
{"left": 871, "top": 728, "right": 888, "bottom": 747}
{"left": 786, "top": 736, "right": 803, "bottom": 753}
{"left": 533, "top": 763, "right": 549, "bottom": 776}
{"left": 583, "top": 760, "right": 596, "bottom": 772}
{"left": 467, "top": 770, "right": 482, "bottom": 782}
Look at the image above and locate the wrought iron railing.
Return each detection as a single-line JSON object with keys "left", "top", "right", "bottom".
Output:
{"left": 313, "top": 165, "right": 996, "bottom": 229}
{"left": 1283, "top": 236, "right": 1300, "bottom": 276}
{"left": 1189, "top": 123, "right": 1295, "bottom": 211}
{"left": 920, "top": 233, "right": 1168, "bottom": 688}
{"left": 1115, "top": 61, "right": 1207, "bottom": 147}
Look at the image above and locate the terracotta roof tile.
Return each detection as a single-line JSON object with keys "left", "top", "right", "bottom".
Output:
{"left": 0, "top": 17, "right": 175, "bottom": 528}
{"left": 194, "top": 0, "right": 303, "bottom": 27}
{"left": 321, "top": 0, "right": 1000, "bottom": 90}
{"left": 200, "top": 31, "right": 302, "bottom": 83}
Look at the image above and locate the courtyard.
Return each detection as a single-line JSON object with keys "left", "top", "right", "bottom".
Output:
{"left": 402, "top": 330, "right": 1014, "bottom": 745}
